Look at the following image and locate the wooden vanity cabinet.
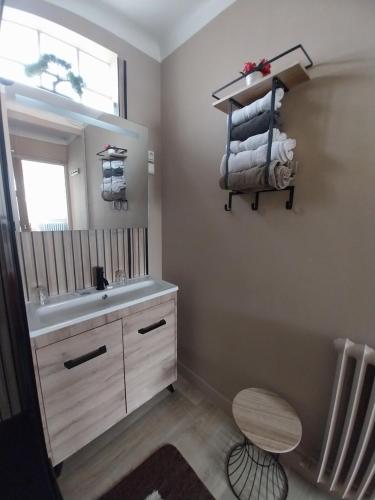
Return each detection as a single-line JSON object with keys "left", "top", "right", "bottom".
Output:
{"left": 31, "top": 292, "right": 177, "bottom": 466}
{"left": 36, "top": 320, "right": 125, "bottom": 465}
{"left": 123, "top": 299, "right": 177, "bottom": 413}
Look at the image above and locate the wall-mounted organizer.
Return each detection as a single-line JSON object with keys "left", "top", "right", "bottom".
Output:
{"left": 212, "top": 45, "right": 313, "bottom": 212}
{"left": 97, "top": 145, "right": 128, "bottom": 211}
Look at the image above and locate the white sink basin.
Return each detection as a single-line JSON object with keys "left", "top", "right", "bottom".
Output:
{"left": 26, "top": 276, "right": 178, "bottom": 337}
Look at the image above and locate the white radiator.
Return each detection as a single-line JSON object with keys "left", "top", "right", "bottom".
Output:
{"left": 317, "top": 338, "right": 375, "bottom": 499}
{"left": 38, "top": 221, "right": 68, "bottom": 231}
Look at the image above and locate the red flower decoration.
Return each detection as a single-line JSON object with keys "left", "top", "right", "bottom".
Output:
{"left": 243, "top": 61, "right": 256, "bottom": 75}
{"left": 259, "top": 58, "right": 271, "bottom": 76}
{"left": 242, "top": 59, "right": 272, "bottom": 77}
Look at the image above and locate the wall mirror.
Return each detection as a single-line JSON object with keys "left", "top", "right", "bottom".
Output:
{"left": 1, "top": 82, "right": 148, "bottom": 231}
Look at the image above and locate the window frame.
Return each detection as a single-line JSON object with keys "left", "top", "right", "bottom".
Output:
{"left": 0, "top": 15, "right": 120, "bottom": 115}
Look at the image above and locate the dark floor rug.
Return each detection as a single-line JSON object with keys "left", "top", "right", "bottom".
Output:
{"left": 99, "top": 444, "right": 214, "bottom": 500}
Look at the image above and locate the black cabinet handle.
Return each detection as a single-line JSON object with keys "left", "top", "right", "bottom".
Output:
{"left": 138, "top": 319, "right": 166, "bottom": 335}
{"left": 64, "top": 345, "right": 107, "bottom": 369}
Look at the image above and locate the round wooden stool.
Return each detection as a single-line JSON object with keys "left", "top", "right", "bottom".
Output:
{"left": 227, "top": 388, "right": 302, "bottom": 500}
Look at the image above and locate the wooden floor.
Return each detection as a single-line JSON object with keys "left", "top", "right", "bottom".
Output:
{"left": 58, "top": 376, "right": 333, "bottom": 500}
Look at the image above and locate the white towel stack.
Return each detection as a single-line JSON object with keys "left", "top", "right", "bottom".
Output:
{"left": 222, "top": 88, "right": 297, "bottom": 190}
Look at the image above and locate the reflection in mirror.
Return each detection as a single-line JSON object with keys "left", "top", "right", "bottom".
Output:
{"left": 3, "top": 83, "right": 148, "bottom": 231}
{"left": 18, "top": 159, "right": 69, "bottom": 231}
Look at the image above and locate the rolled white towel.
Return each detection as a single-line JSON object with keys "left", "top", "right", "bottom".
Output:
{"left": 221, "top": 139, "right": 296, "bottom": 174}
{"left": 102, "top": 178, "right": 125, "bottom": 185}
{"left": 231, "top": 88, "right": 285, "bottom": 126}
{"left": 230, "top": 129, "right": 286, "bottom": 154}
{"left": 102, "top": 178, "right": 126, "bottom": 194}
{"left": 271, "top": 139, "right": 296, "bottom": 162}
{"left": 102, "top": 160, "right": 124, "bottom": 170}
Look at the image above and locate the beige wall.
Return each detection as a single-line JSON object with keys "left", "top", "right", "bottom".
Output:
{"left": 7, "top": 0, "right": 162, "bottom": 277}
{"left": 162, "top": 0, "right": 375, "bottom": 458}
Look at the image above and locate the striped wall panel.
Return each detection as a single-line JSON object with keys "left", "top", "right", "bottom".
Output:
{"left": 16, "top": 228, "right": 148, "bottom": 302}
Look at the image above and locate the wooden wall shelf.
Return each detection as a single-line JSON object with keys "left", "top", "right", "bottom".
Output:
{"left": 211, "top": 45, "right": 313, "bottom": 212}
{"left": 212, "top": 62, "right": 310, "bottom": 114}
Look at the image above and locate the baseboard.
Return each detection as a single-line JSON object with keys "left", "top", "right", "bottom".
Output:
{"left": 177, "top": 361, "right": 232, "bottom": 416}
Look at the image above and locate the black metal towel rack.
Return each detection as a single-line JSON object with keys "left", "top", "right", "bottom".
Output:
{"left": 212, "top": 44, "right": 313, "bottom": 212}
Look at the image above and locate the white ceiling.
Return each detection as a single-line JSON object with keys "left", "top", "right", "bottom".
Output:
{"left": 43, "top": 0, "right": 237, "bottom": 61}
{"left": 100, "top": 0, "right": 208, "bottom": 39}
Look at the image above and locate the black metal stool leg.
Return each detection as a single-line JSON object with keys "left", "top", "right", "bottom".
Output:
{"left": 226, "top": 438, "right": 288, "bottom": 499}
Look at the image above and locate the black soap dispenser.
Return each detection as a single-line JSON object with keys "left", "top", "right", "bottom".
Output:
{"left": 95, "top": 266, "right": 109, "bottom": 290}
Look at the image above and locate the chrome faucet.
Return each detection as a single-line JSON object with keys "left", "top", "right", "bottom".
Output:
{"left": 36, "top": 286, "right": 48, "bottom": 306}
{"left": 95, "top": 266, "right": 109, "bottom": 291}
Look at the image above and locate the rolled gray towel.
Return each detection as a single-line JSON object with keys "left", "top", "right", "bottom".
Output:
{"left": 231, "top": 111, "right": 281, "bottom": 142}
{"left": 101, "top": 189, "right": 127, "bottom": 201}
{"left": 219, "top": 161, "right": 295, "bottom": 192}
{"left": 103, "top": 167, "right": 124, "bottom": 178}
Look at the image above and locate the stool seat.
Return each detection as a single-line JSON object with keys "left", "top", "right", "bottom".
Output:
{"left": 232, "top": 388, "right": 302, "bottom": 454}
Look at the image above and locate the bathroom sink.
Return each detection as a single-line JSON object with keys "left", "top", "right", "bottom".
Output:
{"left": 26, "top": 276, "right": 178, "bottom": 337}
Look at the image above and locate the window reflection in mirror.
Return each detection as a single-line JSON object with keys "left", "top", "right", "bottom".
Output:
{"left": 19, "top": 160, "right": 69, "bottom": 231}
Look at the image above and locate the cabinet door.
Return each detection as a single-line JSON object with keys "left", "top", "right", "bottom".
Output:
{"left": 36, "top": 320, "right": 125, "bottom": 465}
{"left": 123, "top": 300, "right": 177, "bottom": 413}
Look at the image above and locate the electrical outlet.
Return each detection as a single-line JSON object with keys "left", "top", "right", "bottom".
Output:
{"left": 148, "top": 150, "right": 155, "bottom": 163}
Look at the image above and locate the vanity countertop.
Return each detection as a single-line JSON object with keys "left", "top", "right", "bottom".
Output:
{"left": 26, "top": 276, "right": 178, "bottom": 337}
